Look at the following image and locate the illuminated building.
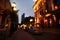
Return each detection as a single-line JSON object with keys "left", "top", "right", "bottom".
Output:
{"left": 0, "top": 0, "right": 11, "bottom": 13}
{"left": 21, "top": 16, "right": 34, "bottom": 29}
{"left": 33, "top": 0, "right": 60, "bottom": 28}
{"left": 0, "top": 0, "right": 18, "bottom": 31}
{"left": 0, "top": 0, "right": 11, "bottom": 29}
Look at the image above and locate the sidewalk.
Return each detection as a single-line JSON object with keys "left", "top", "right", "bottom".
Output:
{"left": 6, "top": 29, "right": 36, "bottom": 40}
{"left": 41, "top": 28, "right": 60, "bottom": 34}
{"left": 0, "top": 30, "right": 9, "bottom": 40}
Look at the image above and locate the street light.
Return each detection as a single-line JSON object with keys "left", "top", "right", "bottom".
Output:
{"left": 12, "top": 2, "right": 17, "bottom": 11}
{"left": 12, "top": 2, "right": 16, "bottom": 7}
{"left": 55, "top": 6, "right": 58, "bottom": 10}
{"left": 29, "top": 19, "right": 33, "bottom": 28}
{"left": 30, "top": 19, "right": 33, "bottom": 22}
{"left": 13, "top": 7, "right": 17, "bottom": 11}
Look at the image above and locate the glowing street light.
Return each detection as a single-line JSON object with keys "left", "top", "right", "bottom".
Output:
{"left": 55, "top": 6, "right": 58, "bottom": 10}
{"left": 30, "top": 19, "right": 33, "bottom": 22}
{"left": 13, "top": 7, "right": 16, "bottom": 11}
{"left": 12, "top": 2, "right": 17, "bottom": 11}
{"left": 12, "top": 2, "right": 16, "bottom": 7}
{"left": 45, "top": 10, "right": 47, "bottom": 12}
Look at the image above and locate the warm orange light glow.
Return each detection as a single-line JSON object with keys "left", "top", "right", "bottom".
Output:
{"left": 37, "top": 24, "right": 39, "bottom": 27}
{"left": 42, "top": 3, "right": 44, "bottom": 5}
{"left": 44, "top": 19, "right": 47, "bottom": 23}
{"left": 44, "top": 18, "right": 48, "bottom": 26}
{"left": 45, "top": 14, "right": 51, "bottom": 17}
{"left": 34, "top": 9, "right": 36, "bottom": 12}
{"left": 33, "top": 0, "right": 42, "bottom": 10}
{"left": 37, "top": 18, "right": 40, "bottom": 23}
{"left": 33, "top": 0, "right": 37, "bottom": 2}
{"left": 40, "top": 15, "right": 42, "bottom": 17}
{"left": 45, "top": 10, "right": 47, "bottom": 12}
{"left": 12, "top": 2, "right": 17, "bottom": 11}
{"left": 59, "top": 20, "right": 60, "bottom": 24}
{"left": 20, "top": 24, "right": 27, "bottom": 29}
{"left": 18, "top": 25, "right": 20, "bottom": 29}
{"left": 49, "top": 18, "right": 52, "bottom": 24}
{"left": 21, "top": 24, "right": 27, "bottom": 29}
{"left": 5, "top": 24, "right": 8, "bottom": 27}
{"left": 55, "top": 6, "right": 58, "bottom": 10}
{"left": 51, "top": 2, "right": 54, "bottom": 10}
{"left": 44, "top": 0, "right": 46, "bottom": 2}
{"left": 53, "top": 15, "right": 56, "bottom": 21}
{"left": 12, "top": 2, "right": 16, "bottom": 7}
{"left": 30, "top": 19, "right": 33, "bottom": 22}
{"left": 13, "top": 7, "right": 16, "bottom": 11}
{"left": 30, "top": 24, "right": 32, "bottom": 27}
{"left": 44, "top": 18, "right": 48, "bottom": 25}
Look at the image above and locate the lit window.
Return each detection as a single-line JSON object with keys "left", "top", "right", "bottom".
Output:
{"left": 45, "top": 14, "right": 51, "bottom": 17}
{"left": 53, "top": 15, "right": 56, "bottom": 21}
{"left": 44, "top": 0, "right": 46, "bottom": 2}
{"left": 45, "top": 10, "right": 47, "bottom": 12}
{"left": 55, "top": 6, "right": 58, "bottom": 10}
{"left": 49, "top": 18, "right": 52, "bottom": 24}
{"left": 42, "top": 3, "right": 44, "bottom": 5}
{"left": 59, "top": 20, "right": 60, "bottom": 24}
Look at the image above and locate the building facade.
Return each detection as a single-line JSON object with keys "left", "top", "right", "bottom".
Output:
{"left": 21, "top": 13, "right": 25, "bottom": 24}
{"left": 0, "top": 0, "right": 11, "bottom": 13}
{"left": 0, "top": 0, "right": 18, "bottom": 31}
{"left": 33, "top": 0, "right": 60, "bottom": 28}
{"left": 21, "top": 16, "right": 34, "bottom": 29}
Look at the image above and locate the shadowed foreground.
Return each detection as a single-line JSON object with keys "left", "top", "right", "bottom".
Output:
{"left": 7, "top": 29, "right": 35, "bottom": 40}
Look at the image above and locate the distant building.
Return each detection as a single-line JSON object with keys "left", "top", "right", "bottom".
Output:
{"left": 21, "top": 13, "right": 25, "bottom": 24}
{"left": 33, "top": 0, "right": 60, "bottom": 28}
{"left": 21, "top": 16, "right": 34, "bottom": 28}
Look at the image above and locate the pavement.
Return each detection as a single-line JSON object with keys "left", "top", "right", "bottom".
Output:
{"left": 32, "top": 28, "right": 60, "bottom": 40}
{"left": 0, "top": 30, "right": 9, "bottom": 40}
{"left": 6, "top": 28, "right": 60, "bottom": 40}
{"left": 32, "top": 32, "right": 60, "bottom": 40}
{"left": 0, "top": 28, "right": 60, "bottom": 40}
{"left": 42, "top": 28, "right": 60, "bottom": 34}
{"left": 6, "top": 29, "right": 36, "bottom": 40}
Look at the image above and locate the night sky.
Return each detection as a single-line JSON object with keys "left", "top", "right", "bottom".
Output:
{"left": 10, "top": 0, "right": 34, "bottom": 23}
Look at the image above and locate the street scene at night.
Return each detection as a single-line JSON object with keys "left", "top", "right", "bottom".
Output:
{"left": 0, "top": 0, "right": 60, "bottom": 40}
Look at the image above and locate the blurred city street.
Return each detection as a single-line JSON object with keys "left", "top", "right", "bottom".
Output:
{"left": 0, "top": 0, "right": 60, "bottom": 40}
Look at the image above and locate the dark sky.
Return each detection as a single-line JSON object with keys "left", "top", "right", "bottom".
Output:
{"left": 10, "top": 0, "right": 34, "bottom": 23}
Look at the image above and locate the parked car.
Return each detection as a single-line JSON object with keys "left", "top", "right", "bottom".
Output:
{"left": 28, "top": 27, "right": 43, "bottom": 35}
